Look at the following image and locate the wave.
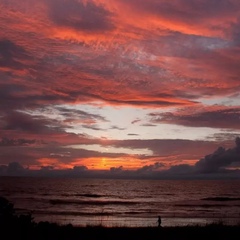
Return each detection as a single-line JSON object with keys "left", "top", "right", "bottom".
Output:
{"left": 61, "top": 193, "right": 104, "bottom": 198}
{"left": 31, "top": 208, "right": 240, "bottom": 220}
{"left": 32, "top": 210, "right": 147, "bottom": 216}
{"left": 33, "top": 210, "right": 115, "bottom": 216}
{"left": 49, "top": 199, "right": 139, "bottom": 206}
{"left": 174, "top": 204, "right": 228, "bottom": 208}
{"left": 201, "top": 197, "right": 240, "bottom": 201}
{"left": 59, "top": 193, "right": 152, "bottom": 199}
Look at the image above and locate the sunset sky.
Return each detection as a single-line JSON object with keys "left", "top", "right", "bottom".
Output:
{"left": 0, "top": 0, "right": 240, "bottom": 178}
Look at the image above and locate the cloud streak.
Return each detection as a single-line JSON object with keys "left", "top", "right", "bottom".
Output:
{"left": 149, "top": 105, "right": 240, "bottom": 130}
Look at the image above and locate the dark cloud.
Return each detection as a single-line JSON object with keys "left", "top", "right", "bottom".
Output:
{"left": 73, "top": 165, "right": 88, "bottom": 172}
{"left": 131, "top": 119, "right": 141, "bottom": 124}
{"left": 149, "top": 107, "right": 240, "bottom": 130}
{"left": 0, "top": 39, "right": 30, "bottom": 69}
{"left": 0, "top": 165, "right": 7, "bottom": 175}
{"left": 48, "top": 0, "right": 114, "bottom": 32}
{"left": 82, "top": 125, "right": 104, "bottom": 131}
{"left": 194, "top": 137, "right": 240, "bottom": 173}
{"left": 0, "top": 146, "right": 41, "bottom": 166}
{"left": 50, "top": 147, "right": 127, "bottom": 160}
{"left": 0, "top": 162, "right": 88, "bottom": 177}
{"left": 104, "top": 98, "right": 193, "bottom": 108}
{"left": 0, "top": 109, "right": 95, "bottom": 145}
{"left": 57, "top": 106, "right": 107, "bottom": 123}
{"left": 0, "top": 142, "right": 128, "bottom": 168}
{"left": 0, "top": 84, "right": 26, "bottom": 111}
{"left": 110, "top": 166, "right": 123, "bottom": 173}
{"left": 207, "top": 132, "right": 240, "bottom": 143}
{"left": 1, "top": 111, "right": 63, "bottom": 134}
{"left": 40, "top": 166, "right": 54, "bottom": 171}
{"left": 110, "top": 126, "right": 126, "bottom": 130}
{"left": 167, "top": 164, "right": 193, "bottom": 175}
{"left": 105, "top": 139, "right": 220, "bottom": 158}
{"left": 166, "top": 137, "right": 240, "bottom": 175}
{"left": 7, "top": 162, "right": 24, "bottom": 173}
{"left": 0, "top": 162, "right": 25, "bottom": 176}
{"left": 0, "top": 137, "right": 37, "bottom": 146}
{"left": 141, "top": 124, "right": 157, "bottom": 127}
{"left": 137, "top": 162, "right": 164, "bottom": 173}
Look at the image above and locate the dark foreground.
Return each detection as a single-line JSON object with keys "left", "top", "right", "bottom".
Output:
{"left": 1, "top": 222, "right": 240, "bottom": 240}
{"left": 1, "top": 196, "right": 240, "bottom": 240}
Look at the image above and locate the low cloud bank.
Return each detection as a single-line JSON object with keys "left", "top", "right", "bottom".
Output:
{"left": 0, "top": 138, "right": 240, "bottom": 179}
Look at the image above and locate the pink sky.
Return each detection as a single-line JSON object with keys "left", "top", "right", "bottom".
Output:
{"left": 0, "top": 0, "right": 240, "bottom": 177}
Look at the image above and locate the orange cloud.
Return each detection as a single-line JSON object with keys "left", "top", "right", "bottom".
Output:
{"left": 98, "top": 0, "right": 240, "bottom": 38}
{"left": 70, "top": 155, "right": 166, "bottom": 171}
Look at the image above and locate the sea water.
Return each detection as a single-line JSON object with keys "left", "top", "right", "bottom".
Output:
{"left": 0, "top": 177, "right": 240, "bottom": 227}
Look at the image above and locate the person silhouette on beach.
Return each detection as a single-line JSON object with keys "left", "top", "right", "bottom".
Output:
{"left": 157, "top": 216, "right": 162, "bottom": 227}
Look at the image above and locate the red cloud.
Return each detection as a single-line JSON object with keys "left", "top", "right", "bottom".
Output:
{"left": 1, "top": 0, "right": 240, "bottom": 172}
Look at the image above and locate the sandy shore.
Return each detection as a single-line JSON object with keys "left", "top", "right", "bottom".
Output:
{"left": 2, "top": 222, "right": 240, "bottom": 240}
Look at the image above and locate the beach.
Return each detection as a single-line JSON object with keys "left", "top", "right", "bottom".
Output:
{"left": 2, "top": 221, "right": 240, "bottom": 240}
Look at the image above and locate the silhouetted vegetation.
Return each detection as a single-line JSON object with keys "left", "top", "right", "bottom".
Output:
{"left": 0, "top": 196, "right": 240, "bottom": 240}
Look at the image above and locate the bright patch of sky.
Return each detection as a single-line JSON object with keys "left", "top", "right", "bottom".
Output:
{"left": 60, "top": 103, "right": 228, "bottom": 141}
{"left": 21, "top": 102, "right": 237, "bottom": 142}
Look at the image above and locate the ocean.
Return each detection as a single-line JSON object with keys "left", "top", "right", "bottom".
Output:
{"left": 0, "top": 177, "right": 240, "bottom": 227}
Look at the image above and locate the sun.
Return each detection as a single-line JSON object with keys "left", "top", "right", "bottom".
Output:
{"left": 101, "top": 158, "right": 106, "bottom": 168}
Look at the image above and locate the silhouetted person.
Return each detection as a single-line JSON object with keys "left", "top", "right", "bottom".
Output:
{"left": 157, "top": 216, "right": 162, "bottom": 227}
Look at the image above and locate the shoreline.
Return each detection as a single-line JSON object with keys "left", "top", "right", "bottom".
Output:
{"left": 32, "top": 214, "right": 240, "bottom": 228}
{"left": 2, "top": 221, "right": 240, "bottom": 240}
